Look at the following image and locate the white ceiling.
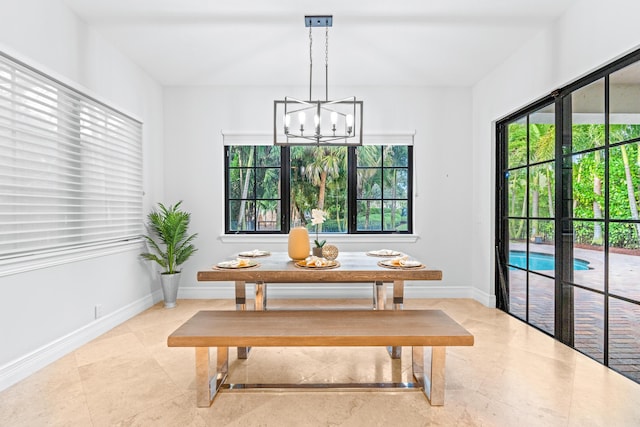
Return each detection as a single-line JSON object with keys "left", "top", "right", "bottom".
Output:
{"left": 62, "top": 0, "right": 575, "bottom": 87}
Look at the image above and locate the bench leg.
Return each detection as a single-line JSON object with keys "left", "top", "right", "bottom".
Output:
{"left": 195, "top": 346, "right": 228, "bottom": 407}
{"left": 412, "top": 346, "right": 446, "bottom": 406}
{"left": 235, "top": 281, "right": 250, "bottom": 359}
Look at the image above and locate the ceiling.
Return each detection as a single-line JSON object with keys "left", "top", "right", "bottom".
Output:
{"left": 62, "top": 0, "right": 575, "bottom": 87}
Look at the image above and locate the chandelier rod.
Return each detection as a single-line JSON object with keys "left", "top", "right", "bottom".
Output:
{"left": 307, "top": 23, "right": 331, "bottom": 102}
{"left": 325, "top": 25, "right": 329, "bottom": 102}
{"left": 308, "top": 26, "right": 313, "bottom": 101}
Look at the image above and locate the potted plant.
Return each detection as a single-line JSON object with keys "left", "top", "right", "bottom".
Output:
{"left": 140, "top": 201, "right": 198, "bottom": 308}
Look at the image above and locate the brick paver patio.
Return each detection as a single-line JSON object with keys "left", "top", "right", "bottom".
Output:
{"left": 507, "top": 242, "right": 640, "bottom": 383}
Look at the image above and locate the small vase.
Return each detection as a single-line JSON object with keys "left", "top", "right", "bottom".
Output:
{"left": 312, "top": 246, "right": 324, "bottom": 257}
{"left": 288, "top": 226, "right": 310, "bottom": 260}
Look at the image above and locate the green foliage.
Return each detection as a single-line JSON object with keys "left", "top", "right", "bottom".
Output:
{"left": 506, "top": 122, "right": 640, "bottom": 249}
{"left": 140, "top": 201, "right": 198, "bottom": 274}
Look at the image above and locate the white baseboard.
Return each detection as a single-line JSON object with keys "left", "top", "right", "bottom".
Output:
{"left": 0, "top": 290, "right": 161, "bottom": 392}
{"left": 471, "top": 287, "right": 497, "bottom": 307}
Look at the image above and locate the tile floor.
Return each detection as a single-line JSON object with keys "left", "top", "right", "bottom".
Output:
{"left": 1, "top": 298, "right": 640, "bottom": 426}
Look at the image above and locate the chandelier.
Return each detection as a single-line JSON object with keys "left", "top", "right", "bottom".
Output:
{"left": 274, "top": 15, "right": 363, "bottom": 146}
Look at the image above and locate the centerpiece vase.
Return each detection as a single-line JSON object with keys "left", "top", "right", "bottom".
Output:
{"left": 288, "top": 226, "right": 310, "bottom": 260}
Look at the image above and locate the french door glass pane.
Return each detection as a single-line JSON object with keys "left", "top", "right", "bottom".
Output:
{"left": 574, "top": 287, "right": 605, "bottom": 363}
{"left": 571, "top": 150, "right": 605, "bottom": 220}
{"left": 572, "top": 220, "right": 604, "bottom": 292}
{"left": 609, "top": 222, "right": 640, "bottom": 301}
{"left": 529, "top": 108, "right": 555, "bottom": 163}
{"left": 507, "top": 117, "right": 527, "bottom": 168}
{"left": 610, "top": 61, "right": 640, "bottom": 145}
{"left": 509, "top": 268, "right": 526, "bottom": 320}
{"left": 609, "top": 144, "right": 640, "bottom": 220}
{"left": 609, "top": 298, "right": 640, "bottom": 383}
{"left": 507, "top": 168, "right": 527, "bottom": 218}
{"left": 572, "top": 79, "right": 605, "bottom": 152}
{"left": 528, "top": 162, "right": 554, "bottom": 218}
{"left": 528, "top": 272, "right": 554, "bottom": 335}
{"left": 529, "top": 219, "right": 555, "bottom": 274}
{"left": 508, "top": 218, "right": 527, "bottom": 249}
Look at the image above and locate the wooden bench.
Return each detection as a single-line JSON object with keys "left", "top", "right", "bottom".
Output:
{"left": 167, "top": 309, "right": 474, "bottom": 407}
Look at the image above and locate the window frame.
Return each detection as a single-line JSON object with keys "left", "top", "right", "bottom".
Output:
{"left": 224, "top": 144, "right": 413, "bottom": 235}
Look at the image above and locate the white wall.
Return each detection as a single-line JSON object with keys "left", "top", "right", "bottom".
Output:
{"left": 163, "top": 85, "right": 479, "bottom": 301}
{"left": 470, "top": 0, "right": 640, "bottom": 299}
{"left": 0, "top": 0, "right": 164, "bottom": 389}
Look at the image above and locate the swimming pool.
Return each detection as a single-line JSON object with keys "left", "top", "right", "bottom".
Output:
{"left": 509, "top": 250, "right": 591, "bottom": 270}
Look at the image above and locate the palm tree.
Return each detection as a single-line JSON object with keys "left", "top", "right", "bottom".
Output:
{"left": 356, "top": 145, "right": 382, "bottom": 230}
{"left": 292, "top": 146, "right": 346, "bottom": 231}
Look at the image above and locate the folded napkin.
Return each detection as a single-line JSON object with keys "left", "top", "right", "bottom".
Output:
{"left": 388, "top": 256, "right": 421, "bottom": 267}
{"left": 238, "top": 249, "right": 269, "bottom": 257}
{"left": 217, "top": 258, "right": 252, "bottom": 268}
{"left": 370, "top": 249, "right": 400, "bottom": 256}
{"left": 303, "top": 255, "right": 329, "bottom": 267}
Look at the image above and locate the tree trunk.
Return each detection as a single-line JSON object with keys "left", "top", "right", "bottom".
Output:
{"left": 317, "top": 170, "right": 327, "bottom": 232}
{"left": 237, "top": 147, "right": 255, "bottom": 229}
{"left": 621, "top": 144, "right": 640, "bottom": 239}
{"left": 531, "top": 189, "right": 539, "bottom": 238}
{"left": 546, "top": 168, "right": 554, "bottom": 217}
{"left": 593, "top": 175, "right": 603, "bottom": 245}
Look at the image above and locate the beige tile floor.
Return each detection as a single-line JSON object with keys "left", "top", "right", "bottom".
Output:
{"left": 1, "top": 298, "right": 640, "bottom": 426}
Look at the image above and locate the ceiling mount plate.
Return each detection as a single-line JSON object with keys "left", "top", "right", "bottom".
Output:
{"left": 305, "top": 15, "right": 333, "bottom": 27}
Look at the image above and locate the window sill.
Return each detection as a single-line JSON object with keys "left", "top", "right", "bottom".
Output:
{"left": 219, "top": 233, "right": 419, "bottom": 244}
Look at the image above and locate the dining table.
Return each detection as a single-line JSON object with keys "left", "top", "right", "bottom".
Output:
{"left": 197, "top": 251, "right": 443, "bottom": 358}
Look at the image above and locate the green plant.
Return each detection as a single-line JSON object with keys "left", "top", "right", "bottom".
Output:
{"left": 140, "top": 201, "right": 198, "bottom": 274}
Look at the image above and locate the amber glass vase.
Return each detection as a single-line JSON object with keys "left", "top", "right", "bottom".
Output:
{"left": 288, "top": 226, "right": 310, "bottom": 260}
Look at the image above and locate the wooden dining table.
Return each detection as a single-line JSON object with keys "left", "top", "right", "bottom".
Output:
{"left": 197, "top": 251, "right": 443, "bottom": 358}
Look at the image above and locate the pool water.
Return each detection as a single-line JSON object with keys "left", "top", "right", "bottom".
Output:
{"left": 509, "top": 250, "right": 590, "bottom": 270}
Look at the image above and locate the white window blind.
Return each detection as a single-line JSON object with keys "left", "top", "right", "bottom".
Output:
{"left": 0, "top": 52, "right": 143, "bottom": 261}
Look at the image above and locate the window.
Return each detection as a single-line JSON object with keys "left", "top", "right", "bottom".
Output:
{"left": 0, "top": 51, "right": 143, "bottom": 262}
{"left": 226, "top": 145, "right": 282, "bottom": 232}
{"left": 225, "top": 142, "right": 413, "bottom": 234}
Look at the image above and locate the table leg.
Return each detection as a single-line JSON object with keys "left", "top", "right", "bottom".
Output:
{"left": 374, "top": 281, "right": 386, "bottom": 310}
{"left": 195, "top": 346, "right": 228, "bottom": 407}
{"left": 235, "top": 281, "right": 250, "bottom": 359}
{"left": 412, "top": 346, "right": 446, "bottom": 406}
{"left": 255, "top": 281, "right": 267, "bottom": 311}
{"left": 387, "top": 280, "right": 404, "bottom": 358}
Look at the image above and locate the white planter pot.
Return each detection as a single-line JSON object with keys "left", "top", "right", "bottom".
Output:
{"left": 160, "top": 272, "right": 181, "bottom": 308}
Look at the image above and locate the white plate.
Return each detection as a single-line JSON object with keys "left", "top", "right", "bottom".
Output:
{"left": 366, "top": 249, "right": 402, "bottom": 257}
{"left": 238, "top": 249, "right": 271, "bottom": 257}
{"left": 216, "top": 260, "right": 258, "bottom": 269}
{"left": 379, "top": 259, "right": 423, "bottom": 268}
